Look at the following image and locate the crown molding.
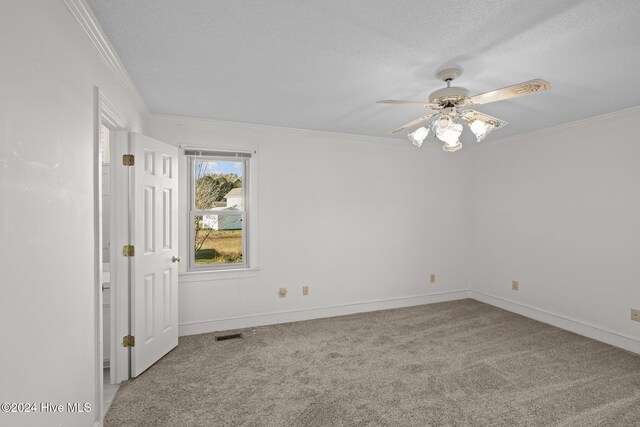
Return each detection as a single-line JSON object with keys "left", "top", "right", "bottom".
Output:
{"left": 474, "top": 104, "right": 640, "bottom": 150}
{"left": 147, "top": 113, "right": 431, "bottom": 149}
{"left": 62, "top": 0, "right": 149, "bottom": 115}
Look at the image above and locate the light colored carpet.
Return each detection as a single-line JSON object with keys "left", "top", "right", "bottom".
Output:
{"left": 105, "top": 299, "right": 640, "bottom": 426}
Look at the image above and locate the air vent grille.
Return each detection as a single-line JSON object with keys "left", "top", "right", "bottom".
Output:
{"left": 215, "top": 333, "right": 243, "bottom": 341}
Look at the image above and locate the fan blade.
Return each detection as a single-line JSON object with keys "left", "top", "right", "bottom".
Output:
{"left": 377, "top": 99, "right": 437, "bottom": 109}
{"left": 391, "top": 114, "right": 435, "bottom": 134}
{"left": 460, "top": 110, "right": 507, "bottom": 128}
{"left": 469, "top": 79, "right": 550, "bottom": 105}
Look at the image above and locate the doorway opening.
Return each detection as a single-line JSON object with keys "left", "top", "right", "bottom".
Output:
{"left": 94, "top": 87, "right": 130, "bottom": 424}
{"left": 99, "top": 123, "right": 119, "bottom": 412}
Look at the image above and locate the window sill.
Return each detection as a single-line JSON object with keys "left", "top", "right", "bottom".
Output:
{"left": 179, "top": 267, "right": 260, "bottom": 283}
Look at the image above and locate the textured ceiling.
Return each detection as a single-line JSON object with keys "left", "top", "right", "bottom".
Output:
{"left": 86, "top": 0, "right": 640, "bottom": 141}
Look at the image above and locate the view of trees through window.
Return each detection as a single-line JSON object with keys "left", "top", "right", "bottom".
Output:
{"left": 193, "top": 159, "right": 244, "bottom": 265}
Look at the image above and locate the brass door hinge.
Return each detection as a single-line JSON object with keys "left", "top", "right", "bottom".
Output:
{"left": 122, "top": 245, "right": 135, "bottom": 257}
{"left": 122, "top": 335, "right": 135, "bottom": 348}
{"left": 122, "top": 154, "right": 135, "bottom": 166}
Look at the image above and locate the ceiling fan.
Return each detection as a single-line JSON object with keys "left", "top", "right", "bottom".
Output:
{"left": 377, "top": 68, "right": 550, "bottom": 152}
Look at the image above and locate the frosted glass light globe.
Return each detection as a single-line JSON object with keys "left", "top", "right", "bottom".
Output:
{"left": 408, "top": 126, "right": 429, "bottom": 147}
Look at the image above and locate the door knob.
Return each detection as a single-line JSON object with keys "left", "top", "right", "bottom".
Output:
{"left": 172, "top": 256, "right": 181, "bottom": 263}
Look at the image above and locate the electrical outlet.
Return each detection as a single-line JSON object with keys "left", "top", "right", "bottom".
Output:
{"left": 302, "top": 286, "right": 309, "bottom": 296}
{"left": 631, "top": 308, "right": 640, "bottom": 322}
{"left": 512, "top": 281, "right": 519, "bottom": 291}
{"left": 279, "top": 288, "right": 287, "bottom": 298}
{"left": 430, "top": 274, "right": 436, "bottom": 284}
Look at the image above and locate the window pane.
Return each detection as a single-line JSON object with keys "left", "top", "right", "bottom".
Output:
{"left": 194, "top": 214, "right": 243, "bottom": 264}
{"left": 193, "top": 159, "right": 244, "bottom": 210}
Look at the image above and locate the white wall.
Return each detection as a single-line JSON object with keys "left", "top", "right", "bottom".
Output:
{"left": 146, "top": 117, "right": 473, "bottom": 335}
{"left": 0, "top": 1, "right": 144, "bottom": 426}
{"left": 470, "top": 107, "right": 640, "bottom": 351}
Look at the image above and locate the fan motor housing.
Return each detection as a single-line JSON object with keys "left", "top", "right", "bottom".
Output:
{"left": 428, "top": 87, "right": 471, "bottom": 106}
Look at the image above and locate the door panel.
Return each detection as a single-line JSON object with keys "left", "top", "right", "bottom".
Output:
{"left": 131, "top": 132, "right": 179, "bottom": 377}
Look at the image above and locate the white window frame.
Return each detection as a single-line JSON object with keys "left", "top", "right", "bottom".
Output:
{"left": 186, "top": 151, "right": 251, "bottom": 272}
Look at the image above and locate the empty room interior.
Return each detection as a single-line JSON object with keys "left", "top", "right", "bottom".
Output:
{"left": 2, "top": 1, "right": 640, "bottom": 426}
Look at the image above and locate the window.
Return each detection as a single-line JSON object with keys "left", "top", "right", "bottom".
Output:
{"left": 186, "top": 150, "right": 251, "bottom": 270}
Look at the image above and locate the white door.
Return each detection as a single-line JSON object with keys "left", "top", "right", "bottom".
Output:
{"left": 131, "top": 132, "right": 179, "bottom": 377}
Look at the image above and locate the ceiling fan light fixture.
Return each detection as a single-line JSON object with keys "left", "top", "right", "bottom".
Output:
{"left": 435, "top": 114, "right": 453, "bottom": 131}
{"left": 408, "top": 126, "right": 429, "bottom": 147}
{"left": 468, "top": 119, "right": 494, "bottom": 142}
{"left": 378, "top": 68, "right": 549, "bottom": 153}
{"left": 434, "top": 122, "right": 463, "bottom": 146}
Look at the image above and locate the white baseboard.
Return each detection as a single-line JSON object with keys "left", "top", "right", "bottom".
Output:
{"left": 179, "top": 290, "right": 470, "bottom": 336}
{"left": 469, "top": 290, "right": 640, "bottom": 355}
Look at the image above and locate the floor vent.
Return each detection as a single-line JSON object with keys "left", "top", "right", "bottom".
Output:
{"left": 215, "top": 333, "right": 243, "bottom": 342}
